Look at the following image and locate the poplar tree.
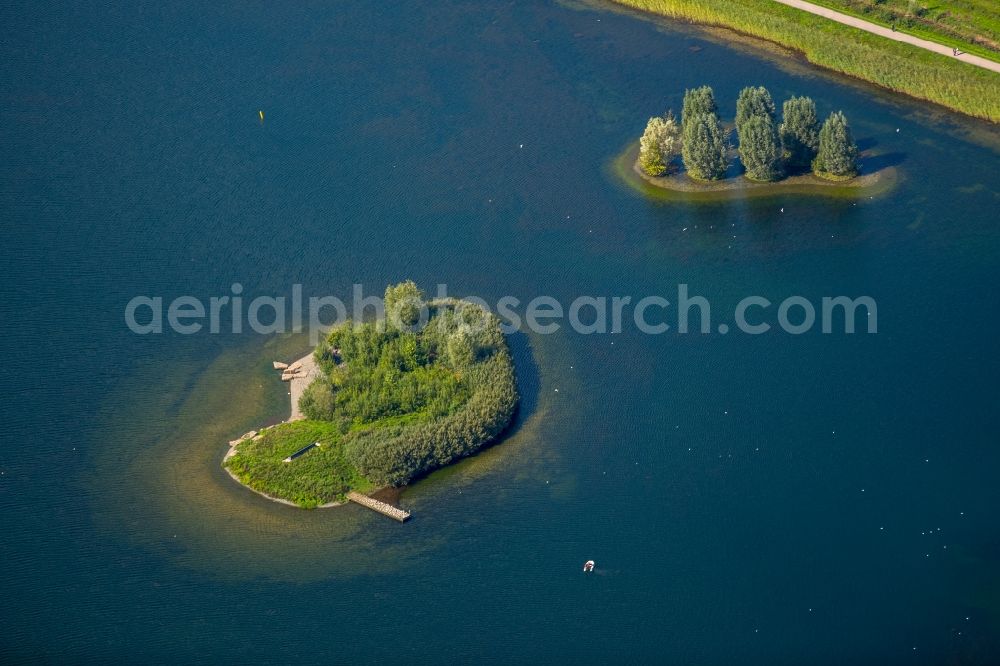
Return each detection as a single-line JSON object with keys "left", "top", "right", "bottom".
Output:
{"left": 638, "top": 111, "right": 682, "bottom": 176}
{"left": 681, "top": 86, "right": 718, "bottom": 131}
{"left": 682, "top": 112, "right": 729, "bottom": 181}
{"left": 739, "top": 114, "right": 783, "bottom": 181}
{"left": 735, "top": 86, "right": 776, "bottom": 137}
{"left": 780, "top": 96, "right": 820, "bottom": 172}
{"left": 813, "top": 111, "right": 859, "bottom": 178}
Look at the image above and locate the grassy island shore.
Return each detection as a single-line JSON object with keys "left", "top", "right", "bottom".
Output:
{"left": 610, "top": 0, "right": 1000, "bottom": 122}
{"left": 224, "top": 283, "right": 519, "bottom": 508}
{"left": 614, "top": 141, "right": 898, "bottom": 200}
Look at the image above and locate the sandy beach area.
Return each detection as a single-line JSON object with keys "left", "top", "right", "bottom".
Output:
{"left": 223, "top": 350, "right": 318, "bottom": 464}
{"left": 222, "top": 350, "right": 347, "bottom": 507}
{"left": 287, "top": 352, "right": 320, "bottom": 421}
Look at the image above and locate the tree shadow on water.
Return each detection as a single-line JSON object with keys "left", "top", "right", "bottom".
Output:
{"left": 501, "top": 330, "right": 541, "bottom": 439}
{"left": 849, "top": 137, "right": 906, "bottom": 173}
{"left": 862, "top": 151, "right": 905, "bottom": 172}
{"left": 857, "top": 137, "right": 878, "bottom": 152}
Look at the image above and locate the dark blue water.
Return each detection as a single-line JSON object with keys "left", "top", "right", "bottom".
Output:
{"left": 2, "top": 0, "right": 1000, "bottom": 663}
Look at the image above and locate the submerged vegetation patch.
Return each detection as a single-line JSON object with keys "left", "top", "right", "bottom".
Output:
{"left": 224, "top": 282, "right": 519, "bottom": 508}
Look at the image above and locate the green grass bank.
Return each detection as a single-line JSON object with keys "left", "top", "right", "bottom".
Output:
{"left": 811, "top": 0, "right": 1000, "bottom": 62}
{"left": 611, "top": 0, "right": 1000, "bottom": 122}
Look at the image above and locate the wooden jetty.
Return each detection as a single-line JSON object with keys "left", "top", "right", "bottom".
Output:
{"left": 346, "top": 491, "right": 411, "bottom": 522}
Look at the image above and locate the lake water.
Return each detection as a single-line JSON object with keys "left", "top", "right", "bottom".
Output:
{"left": 2, "top": 0, "right": 1000, "bottom": 663}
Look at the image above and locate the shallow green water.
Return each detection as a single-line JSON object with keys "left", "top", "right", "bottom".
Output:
{"left": 2, "top": 0, "right": 1000, "bottom": 662}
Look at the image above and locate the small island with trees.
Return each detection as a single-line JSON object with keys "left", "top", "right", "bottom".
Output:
{"left": 620, "top": 84, "right": 897, "bottom": 199}
{"left": 224, "top": 282, "right": 519, "bottom": 509}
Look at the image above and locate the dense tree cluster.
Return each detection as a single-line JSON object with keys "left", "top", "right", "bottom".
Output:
{"left": 305, "top": 284, "right": 518, "bottom": 487}
{"left": 343, "top": 346, "right": 517, "bottom": 486}
{"left": 638, "top": 84, "right": 859, "bottom": 183}
{"left": 227, "top": 283, "right": 519, "bottom": 505}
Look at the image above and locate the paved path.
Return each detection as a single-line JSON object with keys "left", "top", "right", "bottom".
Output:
{"left": 772, "top": 0, "right": 1000, "bottom": 74}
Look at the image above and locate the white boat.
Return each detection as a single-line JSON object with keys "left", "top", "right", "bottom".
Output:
{"left": 583, "top": 560, "right": 595, "bottom": 572}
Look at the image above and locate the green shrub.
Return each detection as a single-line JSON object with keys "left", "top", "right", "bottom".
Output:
{"left": 343, "top": 345, "right": 518, "bottom": 486}
{"left": 384, "top": 280, "right": 424, "bottom": 329}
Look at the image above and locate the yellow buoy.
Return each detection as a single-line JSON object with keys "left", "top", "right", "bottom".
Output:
{"left": 258, "top": 110, "right": 264, "bottom": 121}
